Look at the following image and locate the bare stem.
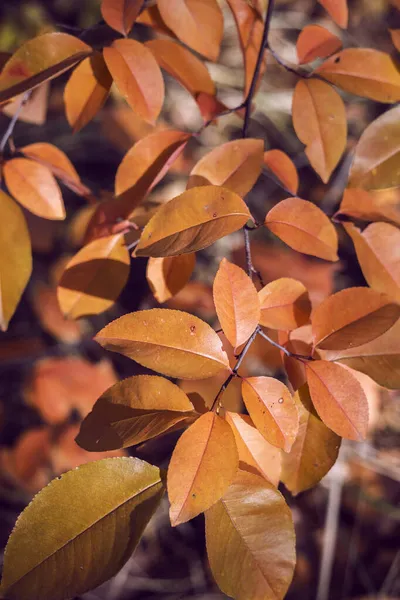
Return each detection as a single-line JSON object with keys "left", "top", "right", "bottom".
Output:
{"left": 257, "top": 328, "right": 314, "bottom": 361}
{"left": 0, "top": 91, "right": 31, "bottom": 154}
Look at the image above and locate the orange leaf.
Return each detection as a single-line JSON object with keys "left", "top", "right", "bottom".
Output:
{"left": 336, "top": 187, "right": 400, "bottom": 226}
{"left": 195, "top": 92, "right": 229, "bottom": 123}
{"left": 263, "top": 150, "right": 299, "bottom": 195}
{"left": 95, "top": 308, "right": 230, "bottom": 379}
{"left": 0, "top": 33, "right": 91, "bottom": 103}
{"left": 187, "top": 138, "right": 264, "bottom": 197}
{"left": 281, "top": 384, "right": 341, "bottom": 495}
{"left": 167, "top": 411, "right": 238, "bottom": 525}
{"left": 312, "top": 287, "right": 400, "bottom": 350}
{"left": 76, "top": 375, "right": 194, "bottom": 451}
{"left": 306, "top": 361, "right": 368, "bottom": 440}
{"left": 3, "top": 158, "right": 65, "bottom": 220}
{"left": 147, "top": 254, "right": 196, "bottom": 303}
{"left": 343, "top": 222, "right": 400, "bottom": 301}
{"left": 348, "top": 105, "right": 400, "bottom": 190}
{"left": 136, "top": 5, "right": 175, "bottom": 37}
{"left": 225, "top": 412, "right": 281, "bottom": 486}
{"left": 389, "top": 29, "right": 400, "bottom": 52}
{"left": 145, "top": 39, "right": 215, "bottom": 97}
{"left": 264, "top": 197, "right": 339, "bottom": 261}
{"left": 64, "top": 52, "right": 112, "bottom": 133}
{"left": 103, "top": 39, "right": 164, "bottom": 124}
{"left": 318, "top": 0, "right": 348, "bottom": 28}
{"left": 57, "top": 234, "right": 130, "bottom": 319}
{"left": 213, "top": 258, "right": 260, "bottom": 351}
{"left": 316, "top": 49, "right": 400, "bottom": 103}
{"left": 242, "top": 377, "right": 299, "bottom": 452}
{"left": 157, "top": 0, "right": 223, "bottom": 62}
{"left": 2, "top": 81, "right": 49, "bottom": 125}
{"left": 258, "top": 278, "right": 311, "bottom": 331}
{"left": 135, "top": 186, "right": 252, "bottom": 257}
{"left": 101, "top": 0, "right": 142, "bottom": 36}
{"left": 292, "top": 79, "right": 347, "bottom": 183}
{"left": 32, "top": 283, "right": 83, "bottom": 342}
{"left": 296, "top": 25, "right": 342, "bottom": 64}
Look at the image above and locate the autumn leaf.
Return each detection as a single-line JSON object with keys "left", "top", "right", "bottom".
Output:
{"left": 213, "top": 258, "right": 260, "bottom": 351}
{"left": 76, "top": 375, "right": 194, "bottom": 451}
{"left": 0, "top": 191, "right": 32, "bottom": 331}
{"left": 147, "top": 254, "right": 196, "bottom": 303}
{"left": 296, "top": 25, "right": 342, "bottom": 64}
{"left": 258, "top": 278, "right": 311, "bottom": 331}
{"left": 168, "top": 411, "right": 238, "bottom": 526}
{"left": 390, "top": 29, "right": 400, "bottom": 52}
{"left": 2, "top": 81, "right": 49, "bottom": 125}
{"left": 205, "top": 470, "right": 296, "bottom": 600}
{"left": 306, "top": 361, "right": 369, "bottom": 440}
{"left": 135, "top": 186, "right": 252, "bottom": 257}
{"left": 336, "top": 187, "right": 400, "bottom": 226}
{"left": 264, "top": 197, "right": 339, "bottom": 261}
{"left": 187, "top": 139, "right": 264, "bottom": 197}
{"left": 242, "top": 377, "right": 299, "bottom": 452}
{"left": 0, "top": 458, "right": 164, "bottom": 600}
{"left": 312, "top": 287, "right": 400, "bottom": 350}
{"left": 101, "top": 0, "right": 142, "bottom": 36}
{"left": 95, "top": 308, "right": 230, "bottom": 379}
{"left": 292, "top": 79, "right": 347, "bottom": 183}
{"left": 281, "top": 385, "right": 341, "bottom": 495}
{"left": 316, "top": 49, "right": 400, "bottom": 103}
{"left": 263, "top": 150, "right": 299, "bottom": 195}
{"left": 31, "top": 283, "right": 83, "bottom": 342}
{"left": 103, "top": 39, "right": 164, "bottom": 124}
{"left": 318, "top": 0, "right": 348, "bottom": 28}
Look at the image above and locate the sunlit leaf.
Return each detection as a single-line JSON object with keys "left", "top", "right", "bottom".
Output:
{"left": 147, "top": 254, "right": 196, "bottom": 303}
{"left": 306, "top": 361, "right": 369, "bottom": 440}
{"left": 57, "top": 234, "right": 130, "bottom": 319}
{"left": 281, "top": 385, "right": 341, "bottom": 495}
{"left": 76, "top": 375, "right": 194, "bottom": 451}
{"left": 205, "top": 469, "right": 296, "bottom": 600}
{"left": 336, "top": 187, "right": 400, "bottom": 226}
{"left": 263, "top": 150, "right": 299, "bottom": 195}
{"left": 296, "top": 25, "right": 342, "bottom": 64}
{"left": 225, "top": 412, "right": 281, "bottom": 486}
{"left": 103, "top": 39, "right": 164, "bottom": 124}
{"left": 0, "top": 33, "right": 91, "bottom": 103}
{"left": 135, "top": 186, "right": 252, "bottom": 257}
{"left": 64, "top": 52, "right": 112, "bottom": 133}
{"left": 264, "top": 197, "right": 339, "bottom": 261}
{"left": 242, "top": 377, "right": 299, "bottom": 452}
{"left": 95, "top": 308, "right": 230, "bottom": 379}
{"left": 0, "top": 191, "right": 32, "bottom": 331}
{"left": 157, "top": 0, "right": 223, "bottom": 62}
{"left": 316, "top": 49, "right": 400, "bottom": 103}
{"left": 3, "top": 158, "right": 65, "bottom": 220}
{"left": 292, "top": 79, "right": 347, "bottom": 183}
{"left": 317, "top": 0, "right": 348, "bottom": 28}
{"left": 312, "top": 287, "right": 400, "bottom": 350}
{"left": 188, "top": 139, "right": 264, "bottom": 197}
{"left": 213, "top": 258, "right": 260, "bottom": 351}
{"left": 101, "top": 0, "right": 142, "bottom": 35}
{"left": 258, "top": 278, "right": 311, "bottom": 331}
{"left": 0, "top": 457, "right": 164, "bottom": 600}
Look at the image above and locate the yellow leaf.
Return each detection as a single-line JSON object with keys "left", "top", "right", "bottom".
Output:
{"left": 147, "top": 254, "right": 196, "bottom": 303}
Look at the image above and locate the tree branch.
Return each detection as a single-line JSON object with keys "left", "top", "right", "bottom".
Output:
{"left": 0, "top": 91, "right": 31, "bottom": 154}
{"left": 257, "top": 328, "right": 314, "bottom": 361}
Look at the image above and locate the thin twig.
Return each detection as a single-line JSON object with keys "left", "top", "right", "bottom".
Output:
{"left": 257, "top": 329, "right": 314, "bottom": 361}
{"left": 243, "top": 228, "right": 265, "bottom": 288}
{"left": 267, "top": 45, "right": 310, "bottom": 79}
{"left": 0, "top": 91, "right": 31, "bottom": 154}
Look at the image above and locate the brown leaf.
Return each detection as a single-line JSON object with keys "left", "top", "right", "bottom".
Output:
{"left": 57, "top": 234, "right": 130, "bottom": 319}
{"left": 264, "top": 197, "right": 339, "bottom": 261}
{"left": 101, "top": 0, "right": 142, "bottom": 36}
{"left": 147, "top": 254, "right": 196, "bottom": 303}
{"left": 242, "top": 377, "right": 299, "bottom": 452}
{"left": 292, "top": 79, "right": 347, "bottom": 183}
{"left": 316, "top": 49, "right": 400, "bottom": 103}
{"left": 225, "top": 412, "right": 282, "bottom": 486}
{"left": 312, "top": 287, "right": 400, "bottom": 350}
{"left": 0, "top": 33, "right": 91, "bottom": 103}
{"left": 76, "top": 375, "right": 194, "bottom": 451}
{"left": 306, "top": 360, "right": 369, "bottom": 440}
{"left": 95, "top": 308, "right": 230, "bottom": 379}
{"left": 103, "top": 39, "right": 164, "bottom": 124}
{"left": 213, "top": 258, "right": 260, "bottom": 351}
{"left": 187, "top": 138, "right": 264, "bottom": 197}
{"left": 296, "top": 25, "right": 342, "bottom": 64}
{"left": 0, "top": 191, "right": 32, "bottom": 331}
{"left": 263, "top": 150, "right": 299, "bottom": 195}
{"left": 281, "top": 384, "right": 341, "bottom": 495}
{"left": 318, "top": 0, "right": 348, "bottom": 28}
{"left": 157, "top": 0, "right": 223, "bottom": 62}
{"left": 3, "top": 158, "right": 65, "bottom": 220}
{"left": 336, "top": 187, "right": 400, "bottom": 226}
{"left": 205, "top": 470, "right": 296, "bottom": 600}
{"left": 258, "top": 278, "right": 311, "bottom": 331}
{"left": 135, "top": 186, "right": 252, "bottom": 257}
{"left": 64, "top": 52, "right": 112, "bottom": 133}
{"left": 167, "top": 411, "right": 238, "bottom": 525}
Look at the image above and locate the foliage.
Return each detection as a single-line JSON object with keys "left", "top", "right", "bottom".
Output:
{"left": 0, "top": 0, "right": 400, "bottom": 599}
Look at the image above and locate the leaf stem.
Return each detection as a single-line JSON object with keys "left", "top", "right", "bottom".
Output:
{"left": 0, "top": 91, "right": 31, "bottom": 154}
{"left": 257, "top": 328, "right": 314, "bottom": 361}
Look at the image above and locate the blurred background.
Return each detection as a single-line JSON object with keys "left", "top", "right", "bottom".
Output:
{"left": 0, "top": 0, "right": 399, "bottom": 598}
